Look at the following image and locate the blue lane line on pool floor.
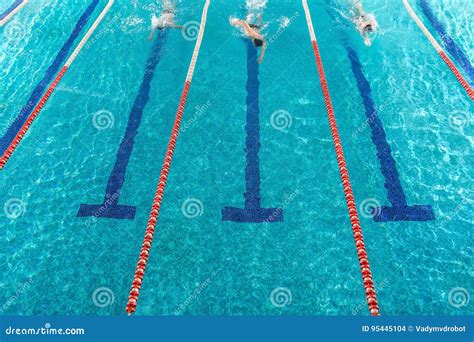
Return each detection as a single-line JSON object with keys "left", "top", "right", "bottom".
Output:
{"left": 0, "top": 0, "right": 100, "bottom": 155}
{"left": 419, "top": 0, "right": 474, "bottom": 85}
{"left": 0, "top": 0, "right": 24, "bottom": 20}
{"left": 222, "top": 41, "right": 283, "bottom": 223}
{"left": 346, "top": 47, "right": 435, "bottom": 222}
{"left": 78, "top": 31, "right": 168, "bottom": 220}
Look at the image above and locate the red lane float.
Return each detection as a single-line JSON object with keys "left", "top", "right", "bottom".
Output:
{"left": 439, "top": 51, "right": 474, "bottom": 100}
{"left": 0, "top": 0, "right": 115, "bottom": 170}
{"left": 402, "top": 0, "right": 473, "bottom": 101}
{"left": 125, "top": 0, "right": 211, "bottom": 316}
{"left": 302, "top": 0, "right": 380, "bottom": 316}
{"left": 0, "top": 66, "right": 68, "bottom": 169}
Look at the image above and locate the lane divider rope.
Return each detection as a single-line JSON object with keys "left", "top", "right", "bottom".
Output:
{"left": 125, "top": 0, "right": 211, "bottom": 316}
{"left": 302, "top": 0, "right": 380, "bottom": 316}
{"left": 0, "top": 0, "right": 29, "bottom": 26}
{"left": 0, "top": 0, "right": 115, "bottom": 170}
{"left": 402, "top": 0, "right": 473, "bottom": 100}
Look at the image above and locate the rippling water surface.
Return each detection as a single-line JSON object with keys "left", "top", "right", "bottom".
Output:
{"left": 0, "top": 0, "right": 472, "bottom": 315}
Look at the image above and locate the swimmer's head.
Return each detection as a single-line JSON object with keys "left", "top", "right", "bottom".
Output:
{"left": 253, "top": 38, "right": 264, "bottom": 47}
{"left": 365, "top": 24, "right": 373, "bottom": 32}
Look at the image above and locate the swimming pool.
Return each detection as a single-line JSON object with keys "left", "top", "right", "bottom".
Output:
{"left": 0, "top": 0, "right": 472, "bottom": 316}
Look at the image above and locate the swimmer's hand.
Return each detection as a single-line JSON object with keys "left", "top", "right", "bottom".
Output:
{"left": 230, "top": 18, "right": 240, "bottom": 26}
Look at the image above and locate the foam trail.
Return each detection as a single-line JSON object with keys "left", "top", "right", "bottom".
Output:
{"left": 245, "top": 0, "right": 267, "bottom": 22}
{"left": 246, "top": 0, "right": 267, "bottom": 10}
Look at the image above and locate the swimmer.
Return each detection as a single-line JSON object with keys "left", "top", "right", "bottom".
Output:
{"left": 352, "top": 0, "right": 378, "bottom": 46}
{"left": 231, "top": 16, "right": 267, "bottom": 64}
{"left": 148, "top": 1, "right": 183, "bottom": 41}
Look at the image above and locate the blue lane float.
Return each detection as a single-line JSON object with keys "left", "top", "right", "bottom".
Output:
{"left": 419, "top": 0, "right": 474, "bottom": 85}
{"left": 0, "top": 0, "right": 23, "bottom": 21}
{"left": 0, "top": 0, "right": 100, "bottom": 155}
{"left": 346, "top": 47, "right": 435, "bottom": 222}
{"left": 222, "top": 41, "right": 283, "bottom": 223}
{"left": 78, "top": 31, "right": 168, "bottom": 220}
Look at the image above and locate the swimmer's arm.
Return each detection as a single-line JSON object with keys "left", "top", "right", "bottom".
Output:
{"left": 148, "top": 27, "right": 157, "bottom": 41}
{"left": 258, "top": 42, "right": 267, "bottom": 64}
{"left": 232, "top": 20, "right": 253, "bottom": 36}
{"left": 231, "top": 19, "right": 245, "bottom": 27}
{"left": 171, "top": 24, "right": 183, "bottom": 29}
{"left": 354, "top": 0, "right": 364, "bottom": 16}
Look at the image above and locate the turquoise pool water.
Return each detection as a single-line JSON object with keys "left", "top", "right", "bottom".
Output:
{"left": 0, "top": 0, "right": 472, "bottom": 316}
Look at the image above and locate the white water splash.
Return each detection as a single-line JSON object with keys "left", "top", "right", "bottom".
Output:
{"left": 245, "top": 0, "right": 267, "bottom": 23}
{"left": 246, "top": 0, "right": 268, "bottom": 11}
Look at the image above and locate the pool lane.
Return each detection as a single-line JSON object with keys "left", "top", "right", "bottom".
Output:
{"left": 402, "top": 0, "right": 473, "bottom": 100}
{"left": 221, "top": 40, "right": 283, "bottom": 223}
{"left": 345, "top": 46, "right": 435, "bottom": 222}
{"left": 419, "top": 0, "right": 474, "bottom": 86}
{"left": 78, "top": 30, "right": 169, "bottom": 220}
{"left": 125, "top": 0, "right": 211, "bottom": 315}
{"left": 302, "top": 0, "right": 380, "bottom": 316}
{"left": 0, "top": 0, "right": 100, "bottom": 156}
